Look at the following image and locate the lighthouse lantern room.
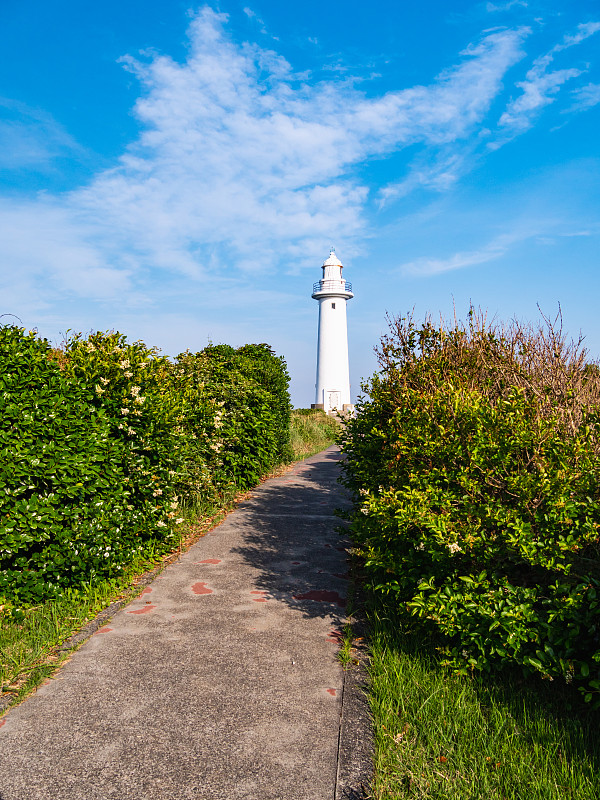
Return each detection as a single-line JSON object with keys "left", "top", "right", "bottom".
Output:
{"left": 311, "top": 249, "right": 354, "bottom": 415}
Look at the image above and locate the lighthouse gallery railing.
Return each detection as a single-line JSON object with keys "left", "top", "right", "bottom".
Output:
{"left": 312, "top": 281, "right": 353, "bottom": 294}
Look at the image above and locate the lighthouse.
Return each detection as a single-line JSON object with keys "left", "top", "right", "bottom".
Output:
{"left": 311, "top": 249, "right": 354, "bottom": 415}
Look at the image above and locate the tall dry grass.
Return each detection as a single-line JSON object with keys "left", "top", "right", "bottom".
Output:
{"left": 377, "top": 307, "right": 600, "bottom": 437}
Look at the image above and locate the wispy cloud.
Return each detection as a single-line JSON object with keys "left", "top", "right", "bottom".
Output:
{"left": 561, "top": 21, "right": 600, "bottom": 49}
{"left": 0, "top": 98, "right": 81, "bottom": 170}
{"left": 400, "top": 231, "right": 523, "bottom": 276}
{"left": 0, "top": 7, "right": 531, "bottom": 310}
{"left": 379, "top": 149, "right": 475, "bottom": 204}
{"left": 399, "top": 214, "right": 600, "bottom": 277}
{"left": 0, "top": 6, "right": 597, "bottom": 316}
{"left": 486, "top": 1, "right": 528, "bottom": 13}
{"left": 242, "top": 6, "right": 270, "bottom": 37}
{"left": 566, "top": 82, "right": 600, "bottom": 112}
{"left": 498, "top": 21, "right": 600, "bottom": 134}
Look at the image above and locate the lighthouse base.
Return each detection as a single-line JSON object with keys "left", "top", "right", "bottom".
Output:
{"left": 311, "top": 402, "right": 355, "bottom": 418}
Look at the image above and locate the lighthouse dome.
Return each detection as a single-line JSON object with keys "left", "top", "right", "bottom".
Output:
{"left": 322, "top": 250, "right": 342, "bottom": 268}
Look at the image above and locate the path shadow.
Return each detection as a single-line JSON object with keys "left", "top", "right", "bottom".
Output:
{"left": 231, "top": 447, "right": 353, "bottom": 624}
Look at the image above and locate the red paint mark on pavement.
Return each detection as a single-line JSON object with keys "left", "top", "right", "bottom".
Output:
{"left": 326, "top": 629, "right": 343, "bottom": 643}
{"left": 141, "top": 587, "right": 152, "bottom": 595}
{"left": 0, "top": 720, "right": 5, "bottom": 728}
{"left": 293, "top": 590, "right": 346, "bottom": 608}
{"left": 192, "top": 582, "right": 213, "bottom": 595}
{"left": 326, "top": 688, "right": 337, "bottom": 697}
{"left": 291, "top": 561, "right": 300, "bottom": 565}
{"left": 251, "top": 590, "right": 268, "bottom": 595}
{"left": 197, "top": 559, "right": 222, "bottom": 565}
{"left": 253, "top": 598, "right": 268, "bottom": 602}
{"left": 97, "top": 626, "right": 113, "bottom": 633}
{"left": 128, "top": 605, "right": 156, "bottom": 614}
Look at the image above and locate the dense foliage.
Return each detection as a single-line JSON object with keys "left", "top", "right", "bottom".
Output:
{"left": 0, "top": 327, "right": 291, "bottom": 607}
{"left": 340, "top": 311, "right": 600, "bottom": 705}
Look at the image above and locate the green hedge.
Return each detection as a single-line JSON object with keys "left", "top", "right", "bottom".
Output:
{"left": 0, "top": 327, "right": 291, "bottom": 607}
{"left": 340, "top": 313, "right": 600, "bottom": 706}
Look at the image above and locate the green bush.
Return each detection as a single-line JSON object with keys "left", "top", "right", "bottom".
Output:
{"left": 168, "top": 343, "right": 291, "bottom": 500}
{"left": 0, "top": 327, "right": 291, "bottom": 607}
{"left": 340, "top": 311, "right": 600, "bottom": 705}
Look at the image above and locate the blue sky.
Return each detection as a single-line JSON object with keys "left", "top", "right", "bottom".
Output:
{"left": 1, "top": 0, "right": 599, "bottom": 406}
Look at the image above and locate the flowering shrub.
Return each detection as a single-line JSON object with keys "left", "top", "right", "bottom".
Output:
{"left": 0, "top": 327, "right": 291, "bottom": 606}
{"left": 166, "top": 343, "right": 292, "bottom": 503}
{"left": 340, "top": 312, "right": 600, "bottom": 705}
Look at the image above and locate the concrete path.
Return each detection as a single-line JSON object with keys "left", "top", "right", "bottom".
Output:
{"left": 0, "top": 447, "right": 366, "bottom": 800}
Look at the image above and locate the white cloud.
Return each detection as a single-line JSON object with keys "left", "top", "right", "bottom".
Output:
{"left": 560, "top": 21, "right": 600, "bottom": 49}
{"left": 379, "top": 149, "right": 476, "bottom": 204}
{"left": 6, "top": 7, "right": 590, "bottom": 318}
{"left": 486, "top": 1, "right": 528, "bottom": 13}
{"left": 400, "top": 231, "right": 521, "bottom": 276}
{"left": 499, "top": 66, "right": 582, "bottom": 131}
{"left": 567, "top": 82, "right": 600, "bottom": 112}
{"left": 498, "top": 21, "right": 600, "bottom": 134}
{"left": 399, "top": 209, "right": 600, "bottom": 277}
{"left": 0, "top": 198, "right": 132, "bottom": 302}
{"left": 0, "top": 98, "right": 81, "bottom": 169}
{"left": 0, "top": 6, "right": 530, "bottom": 310}
{"left": 92, "top": 15, "right": 526, "bottom": 272}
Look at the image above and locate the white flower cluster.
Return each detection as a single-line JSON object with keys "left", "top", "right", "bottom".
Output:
{"left": 448, "top": 542, "right": 462, "bottom": 554}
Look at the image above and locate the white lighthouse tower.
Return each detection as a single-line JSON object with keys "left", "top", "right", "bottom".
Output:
{"left": 311, "top": 249, "right": 354, "bottom": 415}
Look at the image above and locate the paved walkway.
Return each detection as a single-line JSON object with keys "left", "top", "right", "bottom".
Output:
{"left": 0, "top": 447, "right": 367, "bottom": 800}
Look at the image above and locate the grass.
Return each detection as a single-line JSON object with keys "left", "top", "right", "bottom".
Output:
{"left": 0, "top": 501, "right": 235, "bottom": 712}
{"left": 289, "top": 407, "right": 341, "bottom": 459}
{"left": 365, "top": 596, "right": 600, "bottom": 799}
{"left": 0, "top": 543, "right": 179, "bottom": 707}
{"left": 0, "top": 415, "right": 338, "bottom": 715}
{"left": 1, "top": 579, "right": 129, "bottom": 702}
